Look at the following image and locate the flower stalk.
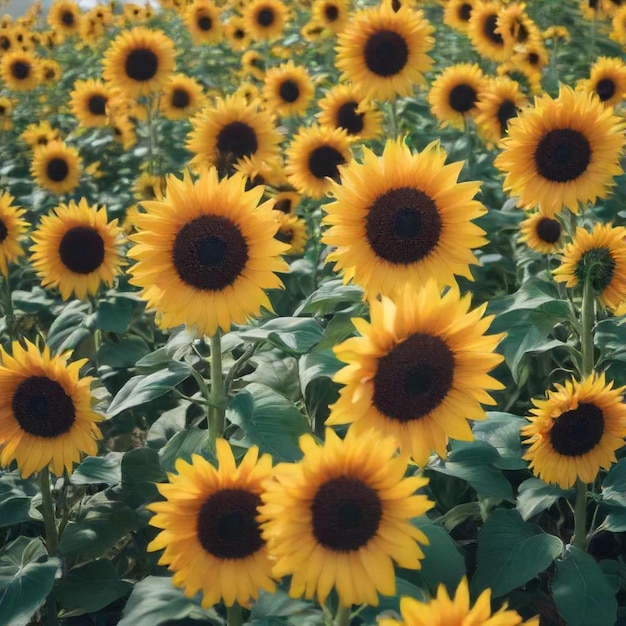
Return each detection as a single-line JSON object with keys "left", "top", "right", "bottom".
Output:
{"left": 335, "top": 605, "right": 351, "bottom": 626}
{"left": 208, "top": 330, "right": 226, "bottom": 447}
{"left": 39, "top": 469, "right": 59, "bottom": 556}
{"left": 227, "top": 602, "right": 243, "bottom": 626}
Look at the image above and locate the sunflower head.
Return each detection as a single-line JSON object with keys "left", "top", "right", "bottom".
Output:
{"left": 242, "top": 0, "right": 290, "bottom": 41}
{"left": 160, "top": 73, "right": 208, "bottom": 121}
{"left": 0, "top": 192, "right": 27, "bottom": 277}
{"left": 0, "top": 50, "right": 40, "bottom": 91}
{"left": 519, "top": 212, "right": 563, "bottom": 254}
{"left": 185, "top": 0, "right": 223, "bottom": 45}
{"left": 579, "top": 56, "right": 626, "bottom": 106}
{"left": 262, "top": 61, "right": 315, "bottom": 117}
{"left": 31, "top": 140, "right": 82, "bottom": 196}
{"left": 274, "top": 213, "right": 307, "bottom": 255}
{"left": 69, "top": 78, "right": 117, "bottom": 128}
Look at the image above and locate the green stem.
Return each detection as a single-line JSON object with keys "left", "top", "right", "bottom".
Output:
{"left": 39, "top": 469, "right": 58, "bottom": 556}
{"left": 388, "top": 99, "right": 398, "bottom": 139}
{"left": 227, "top": 602, "right": 243, "bottom": 626}
{"left": 464, "top": 116, "right": 475, "bottom": 175}
{"left": 580, "top": 276, "right": 595, "bottom": 377}
{"left": 2, "top": 272, "right": 14, "bottom": 337}
{"left": 573, "top": 478, "right": 588, "bottom": 550}
{"left": 335, "top": 605, "right": 351, "bottom": 626}
{"left": 208, "top": 331, "right": 226, "bottom": 448}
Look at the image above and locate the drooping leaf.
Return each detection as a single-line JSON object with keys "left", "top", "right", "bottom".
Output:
{"left": 158, "top": 424, "right": 216, "bottom": 473}
{"left": 601, "top": 458, "right": 626, "bottom": 506}
{"left": 473, "top": 412, "right": 527, "bottom": 470}
{"left": 95, "top": 298, "right": 133, "bottom": 333}
{"left": 70, "top": 454, "right": 122, "bottom": 486}
{"left": 0, "top": 472, "right": 38, "bottom": 527}
{"left": 239, "top": 317, "right": 324, "bottom": 355}
{"left": 517, "top": 478, "right": 572, "bottom": 521}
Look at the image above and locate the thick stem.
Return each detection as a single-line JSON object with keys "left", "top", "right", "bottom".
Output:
{"left": 227, "top": 602, "right": 243, "bottom": 626}
{"left": 335, "top": 605, "right": 351, "bottom": 626}
{"left": 580, "top": 277, "right": 595, "bottom": 377}
{"left": 388, "top": 99, "right": 398, "bottom": 139}
{"left": 208, "top": 331, "right": 226, "bottom": 448}
{"left": 39, "top": 469, "right": 58, "bottom": 556}
{"left": 2, "top": 272, "right": 14, "bottom": 337}
{"left": 464, "top": 116, "right": 475, "bottom": 175}
{"left": 573, "top": 478, "right": 588, "bottom": 550}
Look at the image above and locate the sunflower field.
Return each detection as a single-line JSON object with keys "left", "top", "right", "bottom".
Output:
{"left": 1, "top": 0, "right": 626, "bottom": 624}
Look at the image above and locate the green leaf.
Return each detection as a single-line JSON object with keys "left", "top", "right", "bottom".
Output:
{"left": 107, "top": 360, "right": 194, "bottom": 417}
{"left": 70, "top": 454, "right": 122, "bottom": 486}
{"left": 601, "top": 458, "right": 626, "bottom": 506}
{"left": 0, "top": 537, "right": 60, "bottom": 626}
{"left": 553, "top": 547, "right": 618, "bottom": 626}
{"left": 294, "top": 279, "right": 364, "bottom": 316}
{"left": 98, "top": 336, "right": 151, "bottom": 369}
{"left": 239, "top": 318, "right": 324, "bottom": 355}
{"left": 158, "top": 425, "right": 216, "bottom": 473}
{"left": 473, "top": 412, "right": 527, "bottom": 470}
{"left": 227, "top": 383, "right": 312, "bottom": 461}
{"left": 595, "top": 317, "right": 626, "bottom": 364}
{"left": 249, "top": 589, "right": 313, "bottom": 620}
{"left": 0, "top": 472, "right": 38, "bottom": 527}
{"left": 242, "top": 351, "right": 301, "bottom": 402}
{"left": 147, "top": 404, "right": 189, "bottom": 450}
{"left": 437, "top": 502, "right": 481, "bottom": 532}
{"left": 118, "top": 576, "right": 221, "bottom": 626}
{"left": 473, "top": 509, "right": 563, "bottom": 598}
{"left": 46, "top": 301, "right": 92, "bottom": 352}
{"left": 299, "top": 349, "right": 342, "bottom": 395}
{"left": 602, "top": 507, "right": 626, "bottom": 532}
{"left": 56, "top": 559, "right": 132, "bottom": 614}
{"left": 517, "top": 478, "right": 572, "bottom": 521}
{"left": 121, "top": 447, "right": 167, "bottom": 487}
{"left": 95, "top": 299, "right": 133, "bottom": 333}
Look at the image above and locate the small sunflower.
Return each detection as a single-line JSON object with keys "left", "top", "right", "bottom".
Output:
{"left": 0, "top": 340, "right": 102, "bottom": 478}
{"left": 69, "top": 78, "right": 117, "bottom": 128}
{"left": 235, "top": 155, "right": 287, "bottom": 189}
{"left": 21, "top": 121, "right": 61, "bottom": 149}
{"left": 0, "top": 192, "right": 27, "bottom": 276}
{"left": 522, "top": 373, "right": 626, "bottom": 489}
{"left": 311, "top": 0, "right": 349, "bottom": 33}
{"left": 428, "top": 63, "right": 488, "bottom": 130}
{"left": 47, "top": 0, "right": 82, "bottom": 40}
{"left": 258, "top": 427, "right": 433, "bottom": 607}
{"left": 31, "top": 140, "right": 82, "bottom": 196}
{"left": 262, "top": 61, "right": 314, "bottom": 117}
{"left": 241, "top": 50, "right": 266, "bottom": 81}
{"left": 610, "top": 6, "right": 626, "bottom": 45}
{"left": 128, "top": 168, "right": 289, "bottom": 337}
{"left": 494, "top": 86, "right": 626, "bottom": 217}
{"left": 285, "top": 125, "right": 352, "bottom": 199}
{"left": 468, "top": 1, "right": 514, "bottom": 62}
{"left": 317, "top": 84, "right": 383, "bottom": 140}
{"left": 475, "top": 77, "right": 528, "bottom": 145}
{"left": 274, "top": 213, "right": 307, "bottom": 255}
{"left": 185, "top": 0, "right": 223, "bottom": 45}
{"left": 0, "top": 96, "right": 13, "bottom": 131}
{"left": 443, "top": 0, "right": 476, "bottom": 33}
{"left": 160, "top": 74, "right": 207, "bottom": 121}
{"left": 378, "top": 577, "right": 539, "bottom": 626}
{"left": 579, "top": 56, "right": 626, "bottom": 107}
{"left": 511, "top": 39, "right": 549, "bottom": 74}
{"left": 225, "top": 17, "right": 251, "bottom": 51}
{"left": 40, "top": 59, "right": 61, "bottom": 84}
{"left": 0, "top": 50, "right": 40, "bottom": 91}
{"left": 242, "top": 0, "right": 289, "bottom": 41}
{"left": 187, "top": 95, "right": 282, "bottom": 178}
{"left": 335, "top": 5, "right": 434, "bottom": 101}
{"left": 519, "top": 212, "right": 563, "bottom": 254}
{"left": 322, "top": 139, "right": 486, "bottom": 297}
{"left": 148, "top": 440, "right": 276, "bottom": 607}
{"left": 497, "top": 2, "right": 538, "bottom": 47}
{"left": 553, "top": 223, "right": 626, "bottom": 309}
{"left": 102, "top": 27, "right": 176, "bottom": 99}
{"left": 31, "top": 198, "right": 123, "bottom": 301}
{"left": 328, "top": 282, "right": 504, "bottom": 465}
{"left": 133, "top": 172, "right": 165, "bottom": 201}
{"left": 272, "top": 190, "right": 300, "bottom": 214}
{"left": 110, "top": 114, "right": 137, "bottom": 150}
{"left": 496, "top": 61, "right": 542, "bottom": 95}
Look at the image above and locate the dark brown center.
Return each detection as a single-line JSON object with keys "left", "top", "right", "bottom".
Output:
{"left": 496, "top": 99, "right": 517, "bottom": 135}
{"left": 549, "top": 403, "right": 604, "bottom": 456}
{"left": 484, "top": 14, "right": 504, "bottom": 45}
{"left": 535, "top": 217, "right": 561, "bottom": 244}
{"left": 448, "top": 83, "right": 477, "bottom": 113}
{"left": 46, "top": 157, "right": 69, "bottom": 182}
{"left": 11, "top": 60, "right": 30, "bottom": 80}
{"left": 336, "top": 101, "right": 364, "bottom": 134}
{"left": 256, "top": 7, "right": 275, "bottom": 27}
{"left": 307, "top": 145, "right": 345, "bottom": 181}
{"left": 279, "top": 79, "right": 300, "bottom": 103}
{"left": 534, "top": 128, "right": 591, "bottom": 183}
{"left": 125, "top": 48, "right": 158, "bottom": 82}
{"left": 171, "top": 87, "right": 191, "bottom": 109}
{"left": 88, "top": 94, "right": 107, "bottom": 116}
{"left": 59, "top": 226, "right": 106, "bottom": 274}
{"left": 596, "top": 78, "right": 616, "bottom": 101}
{"left": 363, "top": 29, "right": 409, "bottom": 77}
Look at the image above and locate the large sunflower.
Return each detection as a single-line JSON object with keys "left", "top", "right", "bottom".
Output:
{"left": 0, "top": 192, "right": 27, "bottom": 276}
{"left": 128, "top": 168, "right": 288, "bottom": 337}
{"left": 335, "top": 4, "right": 434, "bottom": 101}
{"left": 31, "top": 140, "right": 82, "bottom": 195}
{"left": 47, "top": 0, "right": 82, "bottom": 40}
{"left": 258, "top": 427, "right": 433, "bottom": 607}
{"left": 262, "top": 61, "right": 314, "bottom": 117}
{"left": 102, "top": 27, "right": 176, "bottom": 99}
{"left": 378, "top": 577, "right": 539, "bottom": 626}
{"left": 69, "top": 78, "right": 117, "bottom": 128}
{"left": 0, "top": 340, "right": 102, "bottom": 478}
{"left": 468, "top": 1, "right": 513, "bottom": 62}
{"left": 579, "top": 56, "right": 626, "bottom": 107}
{"left": 328, "top": 283, "right": 504, "bottom": 465}
{"left": 242, "top": 0, "right": 290, "bottom": 41}
{"left": 494, "top": 86, "right": 626, "bottom": 217}
{"left": 552, "top": 222, "right": 626, "bottom": 309}
{"left": 187, "top": 95, "right": 282, "bottom": 178}
{"left": 285, "top": 125, "right": 352, "bottom": 199}
{"left": 160, "top": 73, "right": 207, "bottom": 121}
{"left": 0, "top": 50, "right": 40, "bottom": 91}
{"left": 317, "top": 84, "right": 383, "bottom": 140}
{"left": 30, "top": 198, "right": 123, "bottom": 301}
{"left": 428, "top": 63, "right": 488, "bottom": 130}
{"left": 475, "top": 77, "right": 528, "bottom": 145}
{"left": 522, "top": 373, "right": 626, "bottom": 488}
{"left": 148, "top": 440, "right": 276, "bottom": 607}
{"left": 322, "top": 139, "right": 486, "bottom": 297}
{"left": 519, "top": 211, "right": 563, "bottom": 254}
{"left": 184, "top": 0, "right": 223, "bottom": 45}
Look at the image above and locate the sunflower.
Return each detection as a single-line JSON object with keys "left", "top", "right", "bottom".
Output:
{"left": 428, "top": 63, "right": 488, "bottom": 130}
{"left": 148, "top": 440, "right": 276, "bottom": 607}
{"left": 128, "top": 168, "right": 288, "bottom": 337}
{"left": 225, "top": 17, "right": 251, "bottom": 51}
{"left": 335, "top": 5, "right": 434, "bottom": 101}
{"left": 0, "top": 29, "right": 15, "bottom": 54}
{"left": 496, "top": 61, "right": 542, "bottom": 95}
{"left": 234, "top": 81, "right": 260, "bottom": 104}
{"left": 522, "top": 373, "right": 626, "bottom": 489}
{"left": 30, "top": 198, "right": 123, "bottom": 301}
{"left": 519, "top": 212, "right": 563, "bottom": 254}
{"left": 0, "top": 192, "right": 27, "bottom": 277}
{"left": 185, "top": 0, "right": 223, "bottom": 45}
{"left": 110, "top": 114, "right": 137, "bottom": 150}
{"left": 285, "top": 125, "right": 352, "bottom": 199}
{"left": 494, "top": 86, "right": 626, "bottom": 217}
{"left": 611, "top": 6, "right": 626, "bottom": 45}
{"left": 311, "top": 0, "right": 349, "bottom": 33}
{"left": 317, "top": 84, "right": 383, "bottom": 140}
{"left": 579, "top": 56, "right": 626, "bottom": 107}
{"left": 497, "top": 2, "right": 538, "bottom": 47}
{"left": 262, "top": 61, "right": 314, "bottom": 117}
{"left": 258, "top": 427, "right": 433, "bottom": 607}
{"left": 241, "top": 50, "right": 266, "bottom": 81}
{"left": 274, "top": 213, "right": 307, "bottom": 255}
{"left": 475, "top": 77, "right": 528, "bottom": 145}
{"left": 328, "top": 282, "right": 504, "bottom": 465}
{"left": 47, "top": 0, "right": 82, "bottom": 40}
{"left": 160, "top": 74, "right": 207, "bottom": 121}
{"left": 235, "top": 155, "right": 287, "bottom": 189}
{"left": 322, "top": 139, "right": 486, "bottom": 297}
{"left": 468, "top": 1, "right": 514, "bottom": 62}
{"left": 133, "top": 172, "right": 165, "bottom": 201}
{"left": 511, "top": 39, "right": 549, "bottom": 74}
{"left": 242, "top": 0, "right": 290, "bottom": 41}
{"left": 69, "top": 78, "right": 117, "bottom": 128}
{"left": 31, "top": 140, "right": 82, "bottom": 196}
{"left": 0, "top": 50, "right": 40, "bottom": 91}
{"left": 21, "top": 121, "right": 62, "bottom": 149}
{"left": 0, "top": 96, "right": 13, "bottom": 131}
{"left": 443, "top": 0, "right": 476, "bottom": 33}
{"left": 0, "top": 340, "right": 102, "bottom": 478}
{"left": 552, "top": 223, "right": 626, "bottom": 309}
{"left": 187, "top": 95, "right": 282, "bottom": 178}
{"left": 378, "top": 577, "right": 540, "bottom": 626}
{"left": 102, "top": 27, "right": 176, "bottom": 99}
{"left": 272, "top": 190, "right": 300, "bottom": 214}
{"left": 40, "top": 59, "right": 61, "bottom": 84}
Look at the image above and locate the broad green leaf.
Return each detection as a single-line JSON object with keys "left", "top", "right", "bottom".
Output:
{"left": 0, "top": 537, "right": 60, "bottom": 626}
{"left": 56, "top": 559, "right": 132, "bottom": 614}
{"left": 239, "top": 318, "right": 324, "bottom": 355}
{"left": 121, "top": 447, "right": 167, "bottom": 487}
{"left": 95, "top": 299, "right": 133, "bottom": 333}
{"left": 553, "top": 547, "right": 618, "bottom": 626}
{"left": 11, "top": 287, "right": 55, "bottom": 313}
{"left": 0, "top": 472, "right": 38, "bottom": 527}
{"left": 107, "top": 360, "right": 194, "bottom": 417}
{"left": 294, "top": 279, "right": 364, "bottom": 316}
{"left": 602, "top": 507, "right": 626, "bottom": 532}
{"left": 242, "top": 350, "right": 301, "bottom": 402}
{"left": 314, "top": 312, "right": 362, "bottom": 351}
{"left": 601, "top": 458, "right": 626, "bottom": 506}
{"left": 71, "top": 454, "right": 122, "bottom": 486}
{"left": 517, "top": 478, "right": 572, "bottom": 521}
{"left": 595, "top": 317, "right": 626, "bottom": 364}
{"left": 98, "top": 336, "right": 151, "bottom": 369}
{"left": 299, "top": 349, "right": 342, "bottom": 395}
{"left": 249, "top": 589, "right": 314, "bottom": 620}
{"left": 118, "top": 576, "right": 221, "bottom": 626}
{"left": 473, "top": 509, "right": 563, "bottom": 598}
{"left": 159, "top": 425, "right": 216, "bottom": 473}
{"left": 147, "top": 403, "right": 189, "bottom": 450}
{"left": 46, "top": 301, "right": 92, "bottom": 352}
{"left": 437, "top": 502, "right": 481, "bottom": 532}
{"left": 473, "top": 412, "right": 527, "bottom": 470}
{"left": 227, "top": 383, "right": 312, "bottom": 461}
